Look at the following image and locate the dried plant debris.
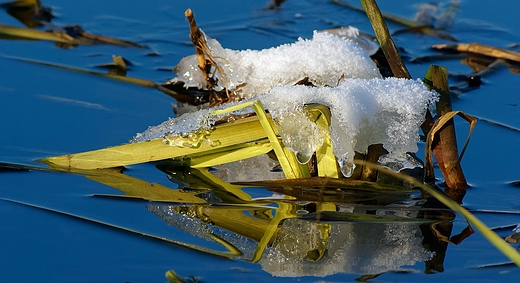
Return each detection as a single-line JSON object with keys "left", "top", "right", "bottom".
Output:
{"left": 94, "top": 55, "right": 130, "bottom": 76}
{"left": 0, "top": 0, "right": 144, "bottom": 48}
{"left": 50, "top": 24, "right": 146, "bottom": 48}
{"left": 505, "top": 225, "right": 520, "bottom": 244}
{"left": 134, "top": 77, "right": 437, "bottom": 177}
{"left": 432, "top": 42, "right": 520, "bottom": 63}
{"left": 7, "top": 1, "right": 520, "bottom": 273}
{"left": 427, "top": 42, "right": 520, "bottom": 94}
{"left": 418, "top": 46, "right": 520, "bottom": 78}
{"left": 0, "top": 22, "right": 145, "bottom": 48}
{"left": 3, "top": 55, "right": 200, "bottom": 104}
{"left": 0, "top": 0, "right": 53, "bottom": 27}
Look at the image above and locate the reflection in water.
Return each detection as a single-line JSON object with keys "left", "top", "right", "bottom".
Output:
{"left": 148, "top": 204, "right": 261, "bottom": 261}
{"left": 262, "top": 220, "right": 432, "bottom": 276}
{"left": 25, "top": 158, "right": 457, "bottom": 277}
{"left": 148, "top": 202, "right": 441, "bottom": 277}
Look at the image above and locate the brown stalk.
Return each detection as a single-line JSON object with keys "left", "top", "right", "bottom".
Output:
{"left": 426, "top": 66, "right": 468, "bottom": 202}
{"left": 360, "top": 0, "right": 411, "bottom": 79}
{"left": 185, "top": 9, "right": 231, "bottom": 105}
{"left": 358, "top": 0, "right": 439, "bottom": 182}
{"left": 359, "top": 0, "right": 469, "bottom": 203}
{"left": 185, "top": 9, "right": 208, "bottom": 79}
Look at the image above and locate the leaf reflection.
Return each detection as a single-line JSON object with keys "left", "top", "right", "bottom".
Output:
{"left": 85, "top": 162, "right": 456, "bottom": 276}
{"left": 2, "top": 158, "right": 462, "bottom": 276}
{"left": 146, "top": 198, "right": 451, "bottom": 276}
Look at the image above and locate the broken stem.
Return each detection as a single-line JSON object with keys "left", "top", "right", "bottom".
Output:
{"left": 185, "top": 8, "right": 231, "bottom": 105}
{"left": 185, "top": 9, "right": 208, "bottom": 84}
{"left": 426, "top": 65, "right": 468, "bottom": 202}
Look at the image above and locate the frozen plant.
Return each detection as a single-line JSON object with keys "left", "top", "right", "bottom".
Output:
{"left": 170, "top": 30, "right": 381, "bottom": 99}
{"left": 133, "top": 31, "right": 438, "bottom": 177}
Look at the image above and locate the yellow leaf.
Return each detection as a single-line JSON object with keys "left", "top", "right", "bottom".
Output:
{"left": 41, "top": 114, "right": 274, "bottom": 170}
{"left": 83, "top": 168, "right": 206, "bottom": 203}
{"left": 0, "top": 23, "right": 73, "bottom": 43}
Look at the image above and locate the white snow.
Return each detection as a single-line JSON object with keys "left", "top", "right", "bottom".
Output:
{"left": 132, "top": 31, "right": 438, "bottom": 177}
{"left": 171, "top": 30, "right": 381, "bottom": 99}
{"left": 132, "top": 78, "right": 437, "bottom": 177}
{"left": 260, "top": 78, "right": 437, "bottom": 176}
{"left": 321, "top": 26, "right": 380, "bottom": 56}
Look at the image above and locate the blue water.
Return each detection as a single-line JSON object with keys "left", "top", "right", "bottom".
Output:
{"left": 1, "top": 0, "right": 520, "bottom": 282}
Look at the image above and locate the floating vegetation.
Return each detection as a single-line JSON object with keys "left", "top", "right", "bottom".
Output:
{"left": 0, "top": 0, "right": 144, "bottom": 47}
{"left": 2, "top": 0, "right": 520, "bottom": 281}
{"left": 432, "top": 42, "right": 520, "bottom": 63}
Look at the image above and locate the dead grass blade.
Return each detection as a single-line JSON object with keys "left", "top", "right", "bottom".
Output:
{"left": 110, "top": 55, "right": 127, "bottom": 75}
{"left": 185, "top": 9, "right": 231, "bottom": 105}
{"left": 40, "top": 114, "right": 272, "bottom": 170}
{"left": 3, "top": 55, "right": 198, "bottom": 103}
{"left": 425, "top": 110, "right": 476, "bottom": 184}
{"left": 470, "top": 262, "right": 516, "bottom": 269}
{"left": 432, "top": 42, "right": 520, "bottom": 63}
{"left": 0, "top": 0, "right": 52, "bottom": 28}
{"left": 59, "top": 24, "right": 145, "bottom": 48}
{"left": 0, "top": 23, "right": 72, "bottom": 43}
{"left": 0, "top": 23, "right": 144, "bottom": 48}
{"left": 233, "top": 177, "right": 415, "bottom": 192}
{"left": 474, "top": 116, "right": 520, "bottom": 133}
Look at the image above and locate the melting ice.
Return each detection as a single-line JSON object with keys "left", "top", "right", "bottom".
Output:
{"left": 132, "top": 30, "right": 438, "bottom": 177}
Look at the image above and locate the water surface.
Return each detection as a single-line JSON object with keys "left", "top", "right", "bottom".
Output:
{"left": 1, "top": 0, "right": 520, "bottom": 282}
